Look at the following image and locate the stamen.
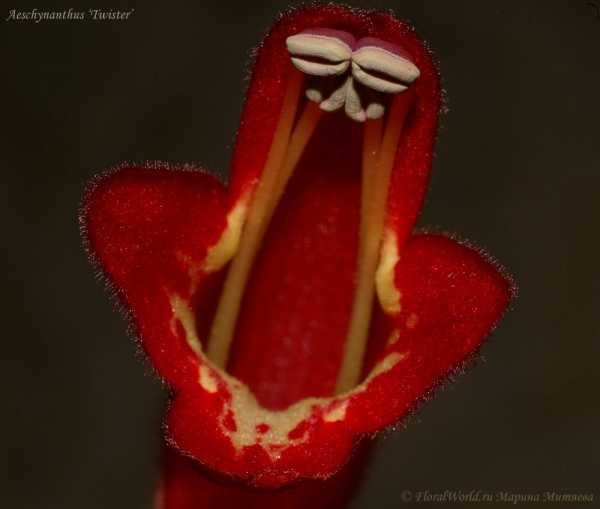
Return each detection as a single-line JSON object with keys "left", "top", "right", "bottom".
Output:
{"left": 287, "top": 29, "right": 354, "bottom": 77}
{"left": 352, "top": 41, "right": 420, "bottom": 93}
{"left": 206, "top": 69, "right": 323, "bottom": 368}
{"left": 365, "top": 90, "right": 386, "bottom": 121}
{"left": 265, "top": 101, "right": 324, "bottom": 223}
{"left": 321, "top": 74, "right": 351, "bottom": 112}
{"left": 305, "top": 76, "right": 325, "bottom": 103}
{"left": 209, "top": 30, "right": 419, "bottom": 393}
{"left": 344, "top": 78, "right": 366, "bottom": 122}
{"left": 335, "top": 88, "right": 415, "bottom": 395}
{"left": 205, "top": 67, "right": 304, "bottom": 367}
{"left": 361, "top": 117, "right": 384, "bottom": 217}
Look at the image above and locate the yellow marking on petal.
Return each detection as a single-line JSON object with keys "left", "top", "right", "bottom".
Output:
{"left": 171, "top": 294, "right": 320, "bottom": 459}
{"left": 323, "top": 401, "right": 349, "bottom": 422}
{"left": 170, "top": 295, "right": 202, "bottom": 356}
{"left": 170, "top": 294, "right": 411, "bottom": 459}
{"left": 331, "top": 351, "right": 409, "bottom": 398}
{"left": 375, "top": 231, "right": 401, "bottom": 315}
{"left": 388, "top": 329, "right": 400, "bottom": 345}
{"left": 199, "top": 365, "right": 218, "bottom": 393}
{"left": 223, "top": 384, "right": 318, "bottom": 459}
{"left": 406, "top": 312, "right": 419, "bottom": 328}
{"left": 203, "top": 195, "right": 250, "bottom": 274}
{"left": 362, "top": 351, "right": 408, "bottom": 383}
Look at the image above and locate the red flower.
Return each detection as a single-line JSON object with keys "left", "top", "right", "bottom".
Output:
{"left": 81, "top": 4, "right": 513, "bottom": 508}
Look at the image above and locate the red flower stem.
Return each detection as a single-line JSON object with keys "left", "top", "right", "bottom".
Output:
{"left": 335, "top": 89, "right": 414, "bottom": 394}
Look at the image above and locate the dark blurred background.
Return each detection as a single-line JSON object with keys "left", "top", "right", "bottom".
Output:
{"left": 1, "top": 0, "right": 598, "bottom": 508}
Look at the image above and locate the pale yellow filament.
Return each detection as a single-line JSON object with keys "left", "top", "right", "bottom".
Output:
{"left": 206, "top": 70, "right": 323, "bottom": 368}
{"left": 207, "top": 66, "right": 415, "bottom": 392}
{"left": 335, "top": 89, "right": 414, "bottom": 395}
{"left": 264, "top": 101, "right": 324, "bottom": 230}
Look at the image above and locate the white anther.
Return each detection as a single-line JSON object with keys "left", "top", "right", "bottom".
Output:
{"left": 305, "top": 76, "right": 325, "bottom": 103}
{"left": 291, "top": 56, "right": 350, "bottom": 77}
{"left": 320, "top": 74, "right": 351, "bottom": 112}
{"left": 365, "top": 90, "right": 386, "bottom": 120}
{"left": 344, "top": 79, "right": 366, "bottom": 122}
{"left": 286, "top": 31, "right": 420, "bottom": 122}
{"left": 351, "top": 47, "right": 420, "bottom": 94}
{"left": 287, "top": 33, "right": 353, "bottom": 77}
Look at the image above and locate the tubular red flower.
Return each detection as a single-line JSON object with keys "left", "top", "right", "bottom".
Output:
{"left": 81, "top": 3, "right": 513, "bottom": 507}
